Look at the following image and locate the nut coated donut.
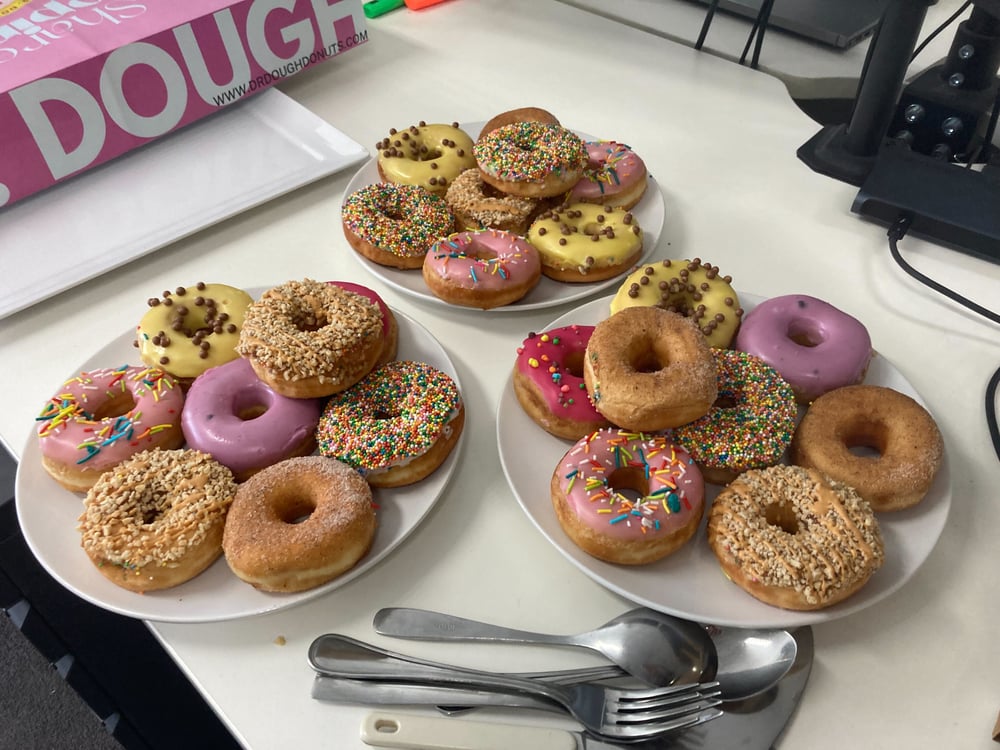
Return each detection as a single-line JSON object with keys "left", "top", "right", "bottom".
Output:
{"left": 445, "top": 168, "right": 546, "bottom": 235}
{"left": 707, "top": 464, "right": 885, "bottom": 611}
{"left": 551, "top": 429, "right": 705, "bottom": 565}
{"left": 222, "top": 456, "right": 376, "bottom": 593}
{"left": 376, "top": 122, "right": 476, "bottom": 197}
{"left": 342, "top": 183, "right": 456, "bottom": 269}
{"left": 611, "top": 259, "right": 743, "bottom": 349}
{"left": 79, "top": 448, "right": 237, "bottom": 592}
{"left": 566, "top": 140, "right": 648, "bottom": 210}
{"left": 671, "top": 349, "right": 797, "bottom": 485}
{"left": 474, "top": 122, "right": 587, "bottom": 198}
{"left": 317, "top": 360, "right": 464, "bottom": 488}
{"left": 422, "top": 229, "right": 541, "bottom": 309}
{"left": 513, "top": 325, "right": 610, "bottom": 440}
{"left": 36, "top": 366, "right": 185, "bottom": 492}
{"left": 584, "top": 306, "right": 717, "bottom": 432}
{"left": 528, "top": 203, "right": 643, "bottom": 282}
{"left": 236, "top": 279, "right": 384, "bottom": 399}
{"left": 790, "top": 384, "right": 944, "bottom": 512}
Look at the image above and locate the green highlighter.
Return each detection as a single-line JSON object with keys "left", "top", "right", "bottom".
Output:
{"left": 363, "top": 0, "right": 405, "bottom": 17}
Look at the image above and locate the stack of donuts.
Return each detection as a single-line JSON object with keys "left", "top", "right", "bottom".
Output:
{"left": 35, "top": 279, "right": 464, "bottom": 595}
{"left": 341, "top": 107, "right": 650, "bottom": 309}
{"left": 513, "top": 257, "right": 945, "bottom": 611}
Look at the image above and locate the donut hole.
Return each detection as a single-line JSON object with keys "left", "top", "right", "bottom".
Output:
{"left": 606, "top": 466, "right": 650, "bottom": 503}
{"left": 463, "top": 242, "right": 498, "bottom": 263}
{"left": 291, "top": 307, "right": 330, "bottom": 333}
{"left": 92, "top": 391, "right": 136, "bottom": 420}
{"left": 233, "top": 387, "right": 272, "bottom": 421}
{"left": 278, "top": 497, "right": 316, "bottom": 525}
{"left": 416, "top": 147, "right": 442, "bottom": 161}
{"left": 764, "top": 501, "right": 799, "bottom": 535}
{"left": 563, "top": 350, "right": 585, "bottom": 378}
{"left": 627, "top": 340, "right": 668, "bottom": 374}
{"left": 373, "top": 408, "right": 400, "bottom": 421}
{"left": 844, "top": 425, "right": 887, "bottom": 459}
{"left": 786, "top": 319, "right": 824, "bottom": 348}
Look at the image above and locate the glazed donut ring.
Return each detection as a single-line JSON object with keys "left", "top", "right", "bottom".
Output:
{"left": 479, "top": 107, "right": 560, "bottom": 138}
{"left": 528, "top": 203, "right": 643, "bottom": 282}
{"left": 445, "top": 168, "right": 546, "bottom": 235}
{"left": 475, "top": 122, "right": 587, "bottom": 198}
{"left": 584, "top": 306, "right": 717, "bottom": 432}
{"left": 236, "top": 279, "right": 385, "bottom": 399}
{"left": 376, "top": 122, "right": 476, "bottom": 196}
{"left": 790, "top": 384, "right": 944, "bottom": 512}
{"left": 79, "top": 449, "right": 237, "bottom": 592}
{"left": 707, "top": 464, "right": 885, "bottom": 611}
{"left": 672, "top": 349, "right": 797, "bottom": 485}
{"left": 342, "top": 183, "right": 456, "bottom": 269}
{"left": 222, "top": 456, "right": 376, "bottom": 593}
{"left": 611, "top": 259, "right": 743, "bottom": 349}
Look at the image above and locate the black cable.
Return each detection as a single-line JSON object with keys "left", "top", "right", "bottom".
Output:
{"left": 695, "top": 0, "right": 720, "bottom": 51}
{"left": 910, "top": 1, "right": 972, "bottom": 62}
{"left": 887, "top": 216, "right": 1000, "bottom": 461}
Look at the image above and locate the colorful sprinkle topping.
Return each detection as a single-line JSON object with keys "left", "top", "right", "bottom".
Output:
{"left": 474, "top": 122, "right": 586, "bottom": 183}
{"left": 342, "top": 183, "right": 454, "bottom": 259}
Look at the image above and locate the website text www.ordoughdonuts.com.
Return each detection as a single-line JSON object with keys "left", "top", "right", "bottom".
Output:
{"left": 211, "top": 30, "right": 368, "bottom": 106}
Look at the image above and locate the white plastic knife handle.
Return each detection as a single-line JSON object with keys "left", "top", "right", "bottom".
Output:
{"left": 360, "top": 712, "right": 579, "bottom": 750}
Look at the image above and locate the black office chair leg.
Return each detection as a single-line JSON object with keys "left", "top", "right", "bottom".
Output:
{"left": 695, "top": 0, "right": 721, "bottom": 49}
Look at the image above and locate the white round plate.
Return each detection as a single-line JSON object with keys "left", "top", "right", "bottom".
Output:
{"left": 342, "top": 122, "right": 665, "bottom": 311}
{"left": 15, "top": 300, "right": 463, "bottom": 623}
{"left": 496, "top": 294, "right": 952, "bottom": 629}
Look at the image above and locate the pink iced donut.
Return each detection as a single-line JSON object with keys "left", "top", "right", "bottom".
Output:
{"left": 36, "top": 365, "right": 185, "bottom": 492}
{"left": 513, "top": 325, "right": 610, "bottom": 440}
{"left": 566, "top": 140, "right": 648, "bottom": 210}
{"left": 550, "top": 429, "right": 705, "bottom": 564}
{"left": 422, "top": 229, "right": 541, "bottom": 309}
{"left": 181, "top": 357, "right": 322, "bottom": 481}
{"left": 734, "top": 294, "right": 872, "bottom": 404}
{"left": 328, "top": 280, "right": 398, "bottom": 365}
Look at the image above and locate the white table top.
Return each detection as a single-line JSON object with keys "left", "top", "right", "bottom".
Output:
{"left": 3, "top": 1, "right": 1000, "bottom": 748}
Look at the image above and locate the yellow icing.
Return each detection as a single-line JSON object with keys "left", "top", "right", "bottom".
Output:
{"left": 610, "top": 259, "right": 743, "bottom": 348}
{"left": 376, "top": 123, "right": 476, "bottom": 196}
{"left": 527, "top": 203, "right": 642, "bottom": 274}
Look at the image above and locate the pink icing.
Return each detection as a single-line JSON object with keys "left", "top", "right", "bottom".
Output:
{"left": 181, "top": 357, "right": 321, "bottom": 476}
{"left": 554, "top": 429, "right": 705, "bottom": 541}
{"left": 36, "top": 366, "right": 183, "bottom": 471}
{"left": 329, "top": 280, "right": 392, "bottom": 338}
{"left": 515, "top": 325, "right": 604, "bottom": 425}
{"left": 567, "top": 141, "right": 646, "bottom": 202}
{"left": 424, "top": 230, "right": 541, "bottom": 293}
{"left": 734, "top": 294, "right": 872, "bottom": 402}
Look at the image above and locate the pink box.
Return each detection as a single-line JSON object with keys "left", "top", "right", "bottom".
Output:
{"left": 0, "top": 0, "right": 368, "bottom": 207}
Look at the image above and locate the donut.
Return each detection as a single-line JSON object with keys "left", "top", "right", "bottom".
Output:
{"left": 671, "top": 349, "right": 797, "bottom": 485}
{"left": 78, "top": 448, "right": 237, "bottom": 592}
{"left": 342, "top": 183, "right": 456, "bottom": 269}
{"left": 445, "top": 168, "right": 548, "bottom": 235}
{"left": 734, "top": 294, "right": 872, "bottom": 404}
{"left": 236, "top": 279, "right": 384, "bottom": 399}
{"left": 566, "top": 141, "right": 648, "bottom": 210}
{"left": 181, "top": 357, "right": 322, "bottom": 481}
{"left": 550, "top": 429, "right": 705, "bottom": 565}
{"left": 707, "top": 464, "right": 885, "bottom": 611}
{"left": 222, "top": 455, "right": 376, "bottom": 593}
{"left": 479, "top": 107, "right": 560, "bottom": 138}
{"left": 36, "top": 365, "right": 185, "bottom": 492}
{"left": 422, "top": 229, "right": 542, "bottom": 309}
{"left": 584, "top": 306, "right": 717, "bottom": 432}
{"left": 135, "top": 282, "right": 253, "bottom": 385}
{"left": 790, "top": 385, "right": 944, "bottom": 512}
{"left": 512, "top": 325, "right": 611, "bottom": 440}
{"left": 610, "top": 259, "right": 743, "bottom": 349}
{"left": 376, "top": 122, "right": 476, "bottom": 197}
{"left": 316, "top": 360, "right": 464, "bottom": 488}
{"left": 527, "top": 203, "right": 643, "bottom": 282}
{"left": 329, "top": 281, "right": 398, "bottom": 366}
{"left": 474, "top": 122, "right": 587, "bottom": 198}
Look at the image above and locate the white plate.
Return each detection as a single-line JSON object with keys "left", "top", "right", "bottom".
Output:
{"left": 343, "top": 122, "right": 666, "bottom": 312}
{"left": 0, "top": 90, "right": 369, "bottom": 320}
{"left": 496, "top": 295, "right": 952, "bottom": 629}
{"left": 14, "top": 302, "right": 462, "bottom": 623}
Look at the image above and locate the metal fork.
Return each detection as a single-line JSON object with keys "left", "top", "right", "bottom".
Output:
{"left": 308, "top": 634, "right": 722, "bottom": 742}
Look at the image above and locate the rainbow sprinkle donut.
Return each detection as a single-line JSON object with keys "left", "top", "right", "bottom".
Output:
{"left": 671, "top": 349, "right": 796, "bottom": 485}
{"left": 316, "top": 360, "right": 464, "bottom": 488}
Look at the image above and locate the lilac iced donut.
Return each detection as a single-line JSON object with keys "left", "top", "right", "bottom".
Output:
{"left": 734, "top": 294, "right": 872, "bottom": 404}
{"left": 181, "top": 357, "right": 322, "bottom": 481}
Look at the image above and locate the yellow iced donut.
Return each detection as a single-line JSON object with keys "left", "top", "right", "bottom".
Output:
{"left": 527, "top": 203, "right": 643, "bottom": 282}
{"left": 376, "top": 122, "right": 476, "bottom": 196}
{"left": 610, "top": 258, "right": 743, "bottom": 348}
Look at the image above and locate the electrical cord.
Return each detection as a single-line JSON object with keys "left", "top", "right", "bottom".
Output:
{"left": 910, "top": 1, "right": 972, "bottom": 62}
{"left": 887, "top": 215, "right": 1000, "bottom": 460}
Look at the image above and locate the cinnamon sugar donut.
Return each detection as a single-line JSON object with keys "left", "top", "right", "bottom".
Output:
{"left": 222, "top": 456, "right": 376, "bottom": 593}
{"left": 707, "top": 465, "right": 884, "bottom": 611}
{"left": 790, "top": 385, "right": 944, "bottom": 512}
{"left": 78, "top": 449, "right": 236, "bottom": 592}
{"left": 236, "top": 279, "right": 384, "bottom": 399}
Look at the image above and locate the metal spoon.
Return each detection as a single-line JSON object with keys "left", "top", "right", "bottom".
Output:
{"left": 372, "top": 607, "right": 718, "bottom": 687}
